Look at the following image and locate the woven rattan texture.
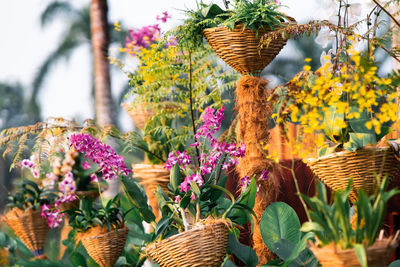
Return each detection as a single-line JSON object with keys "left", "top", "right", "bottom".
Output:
{"left": 121, "top": 102, "right": 154, "bottom": 130}
{"left": 310, "top": 238, "right": 398, "bottom": 267}
{"left": 146, "top": 222, "right": 229, "bottom": 267}
{"left": 308, "top": 147, "right": 400, "bottom": 201}
{"left": 81, "top": 227, "right": 128, "bottom": 267}
{"left": 4, "top": 209, "right": 49, "bottom": 252}
{"left": 202, "top": 24, "right": 287, "bottom": 75}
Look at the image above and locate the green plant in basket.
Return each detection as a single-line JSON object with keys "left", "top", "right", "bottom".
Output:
{"left": 121, "top": 107, "right": 265, "bottom": 267}
{"left": 176, "top": 0, "right": 288, "bottom": 48}
{"left": 300, "top": 177, "right": 400, "bottom": 267}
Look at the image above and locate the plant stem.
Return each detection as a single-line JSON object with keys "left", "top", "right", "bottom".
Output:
{"left": 132, "top": 144, "right": 165, "bottom": 163}
{"left": 373, "top": 0, "right": 400, "bottom": 29}
{"left": 97, "top": 181, "right": 105, "bottom": 208}
{"left": 195, "top": 202, "right": 200, "bottom": 223}
{"left": 180, "top": 207, "right": 190, "bottom": 231}
{"left": 216, "top": 154, "right": 227, "bottom": 184}
{"left": 188, "top": 49, "right": 201, "bottom": 167}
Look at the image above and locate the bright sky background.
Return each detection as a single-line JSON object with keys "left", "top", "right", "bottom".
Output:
{"left": 0, "top": 0, "right": 319, "bottom": 131}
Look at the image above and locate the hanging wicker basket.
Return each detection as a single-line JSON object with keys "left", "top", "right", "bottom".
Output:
{"left": 80, "top": 227, "right": 128, "bottom": 267}
{"left": 132, "top": 164, "right": 170, "bottom": 221}
{"left": 307, "top": 147, "right": 400, "bottom": 201}
{"left": 309, "top": 236, "right": 398, "bottom": 267}
{"left": 121, "top": 102, "right": 154, "bottom": 130}
{"left": 202, "top": 19, "right": 295, "bottom": 75}
{"left": 145, "top": 221, "right": 229, "bottom": 267}
{"left": 3, "top": 209, "right": 49, "bottom": 258}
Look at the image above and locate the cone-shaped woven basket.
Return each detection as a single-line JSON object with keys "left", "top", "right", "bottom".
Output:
{"left": 80, "top": 227, "right": 128, "bottom": 267}
{"left": 146, "top": 221, "right": 229, "bottom": 267}
{"left": 3, "top": 209, "right": 49, "bottom": 257}
{"left": 121, "top": 102, "right": 154, "bottom": 130}
{"left": 132, "top": 164, "right": 170, "bottom": 221}
{"left": 202, "top": 20, "right": 294, "bottom": 75}
{"left": 307, "top": 147, "right": 400, "bottom": 202}
{"left": 310, "top": 237, "right": 398, "bottom": 267}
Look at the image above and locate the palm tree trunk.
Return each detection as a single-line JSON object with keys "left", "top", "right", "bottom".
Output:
{"left": 90, "top": 0, "right": 119, "bottom": 199}
{"left": 90, "top": 0, "right": 116, "bottom": 126}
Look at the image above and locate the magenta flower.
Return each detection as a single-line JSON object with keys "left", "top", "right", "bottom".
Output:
{"left": 41, "top": 205, "right": 63, "bottom": 228}
{"left": 174, "top": 195, "right": 181, "bottom": 203}
{"left": 82, "top": 161, "right": 91, "bottom": 170}
{"left": 90, "top": 173, "right": 100, "bottom": 183}
{"left": 156, "top": 11, "right": 171, "bottom": 23}
{"left": 239, "top": 175, "right": 251, "bottom": 191}
{"left": 20, "top": 159, "right": 35, "bottom": 169}
{"left": 191, "top": 192, "right": 196, "bottom": 200}
{"left": 164, "top": 151, "right": 192, "bottom": 171}
{"left": 259, "top": 170, "right": 269, "bottom": 181}
{"left": 179, "top": 180, "right": 190, "bottom": 193}
{"left": 70, "top": 133, "right": 132, "bottom": 181}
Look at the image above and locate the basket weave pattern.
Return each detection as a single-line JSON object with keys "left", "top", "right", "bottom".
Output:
{"left": 310, "top": 238, "right": 398, "bottom": 267}
{"left": 121, "top": 102, "right": 154, "bottom": 130}
{"left": 3, "top": 209, "right": 49, "bottom": 255}
{"left": 307, "top": 147, "right": 400, "bottom": 201}
{"left": 202, "top": 24, "right": 288, "bottom": 75}
{"left": 132, "top": 164, "right": 170, "bottom": 221}
{"left": 146, "top": 222, "right": 229, "bottom": 267}
{"left": 81, "top": 227, "right": 128, "bottom": 267}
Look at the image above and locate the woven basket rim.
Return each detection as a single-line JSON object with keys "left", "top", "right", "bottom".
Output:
{"left": 146, "top": 221, "right": 227, "bottom": 252}
{"left": 202, "top": 16, "right": 296, "bottom": 34}
{"left": 4, "top": 208, "right": 41, "bottom": 220}
{"left": 310, "top": 237, "right": 398, "bottom": 254}
{"left": 307, "top": 146, "right": 392, "bottom": 164}
{"left": 80, "top": 226, "right": 129, "bottom": 241}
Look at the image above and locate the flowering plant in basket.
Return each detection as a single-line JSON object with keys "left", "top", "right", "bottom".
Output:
{"left": 300, "top": 177, "right": 400, "bottom": 267}
{"left": 136, "top": 107, "right": 267, "bottom": 266}
{"left": 39, "top": 133, "right": 132, "bottom": 228}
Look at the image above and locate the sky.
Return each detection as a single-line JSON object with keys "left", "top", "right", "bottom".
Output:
{"left": 0, "top": 0, "right": 318, "bottom": 131}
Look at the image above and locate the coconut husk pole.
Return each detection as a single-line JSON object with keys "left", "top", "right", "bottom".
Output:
{"left": 236, "top": 75, "right": 277, "bottom": 264}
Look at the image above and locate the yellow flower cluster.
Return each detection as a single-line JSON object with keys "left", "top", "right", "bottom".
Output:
{"left": 281, "top": 44, "right": 398, "bottom": 139}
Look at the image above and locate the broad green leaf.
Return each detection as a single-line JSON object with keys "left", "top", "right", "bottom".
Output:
{"left": 228, "top": 234, "right": 258, "bottom": 267}
{"left": 343, "top": 133, "right": 376, "bottom": 152}
{"left": 261, "top": 202, "right": 301, "bottom": 251}
{"left": 323, "top": 105, "right": 347, "bottom": 143}
{"left": 388, "top": 260, "right": 400, "bottom": 267}
{"left": 201, "top": 3, "right": 224, "bottom": 18}
{"left": 70, "top": 252, "right": 87, "bottom": 267}
{"left": 353, "top": 244, "right": 367, "bottom": 267}
{"left": 170, "top": 164, "right": 181, "bottom": 191}
{"left": 239, "top": 177, "right": 257, "bottom": 209}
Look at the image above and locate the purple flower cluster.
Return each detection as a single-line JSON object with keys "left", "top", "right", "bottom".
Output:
{"left": 70, "top": 133, "right": 132, "bottom": 180}
{"left": 20, "top": 159, "right": 39, "bottom": 178}
{"left": 125, "top": 11, "right": 171, "bottom": 54}
{"left": 41, "top": 205, "right": 63, "bottom": 228}
{"left": 164, "top": 151, "right": 192, "bottom": 171}
{"left": 178, "top": 173, "right": 204, "bottom": 193}
{"left": 55, "top": 172, "right": 77, "bottom": 207}
{"left": 194, "top": 107, "right": 225, "bottom": 142}
{"left": 239, "top": 176, "right": 251, "bottom": 191}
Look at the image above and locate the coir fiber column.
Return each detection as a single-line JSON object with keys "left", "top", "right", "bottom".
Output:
{"left": 236, "top": 75, "right": 277, "bottom": 264}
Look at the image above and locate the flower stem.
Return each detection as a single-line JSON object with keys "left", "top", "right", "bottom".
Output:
{"left": 180, "top": 207, "right": 190, "bottom": 231}
{"left": 195, "top": 202, "right": 200, "bottom": 223}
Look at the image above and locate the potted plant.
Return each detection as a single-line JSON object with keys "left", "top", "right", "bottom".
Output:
{"left": 300, "top": 178, "right": 400, "bottom": 267}
{"left": 2, "top": 178, "right": 58, "bottom": 259}
{"left": 138, "top": 107, "right": 265, "bottom": 267}
{"left": 63, "top": 195, "right": 129, "bottom": 267}
{"left": 176, "top": 0, "right": 294, "bottom": 75}
{"left": 273, "top": 41, "right": 400, "bottom": 201}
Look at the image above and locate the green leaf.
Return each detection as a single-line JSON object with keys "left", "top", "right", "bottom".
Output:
{"left": 70, "top": 252, "right": 87, "bottom": 267}
{"left": 239, "top": 177, "right": 257, "bottom": 210}
{"left": 353, "top": 244, "right": 367, "bottom": 267}
{"left": 300, "top": 222, "right": 324, "bottom": 233}
{"left": 201, "top": 3, "right": 225, "bottom": 19}
{"left": 323, "top": 105, "right": 347, "bottom": 143}
{"left": 343, "top": 133, "right": 376, "bottom": 152}
{"left": 228, "top": 233, "right": 258, "bottom": 267}
{"left": 170, "top": 164, "right": 181, "bottom": 191}
{"left": 261, "top": 202, "right": 301, "bottom": 252}
{"left": 388, "top": 260, "right": 400, "bottom": 267}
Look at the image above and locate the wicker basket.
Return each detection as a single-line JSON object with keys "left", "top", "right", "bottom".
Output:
{"left": 80, "top": 227, "right": 128, "bottom": 267}
{"left": 307, "top": 147, "right": 400, "bottom": 201}
{"left": 3, "top": 209, "right": 49, "bottom": 257}
{"left": 202, "top": 21, "right": 294, "bottom": 75}
{"left": 310, "top": 237, "right": 398, "bottom": 267}
{"left": 145, "top": 221, "right": 229, "bottom": 267}
{"left": 132, "top": 164, "right": 170, "bottom": 221}
{"left": 121, "top": 102, "right": 154, "bottom": 130}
